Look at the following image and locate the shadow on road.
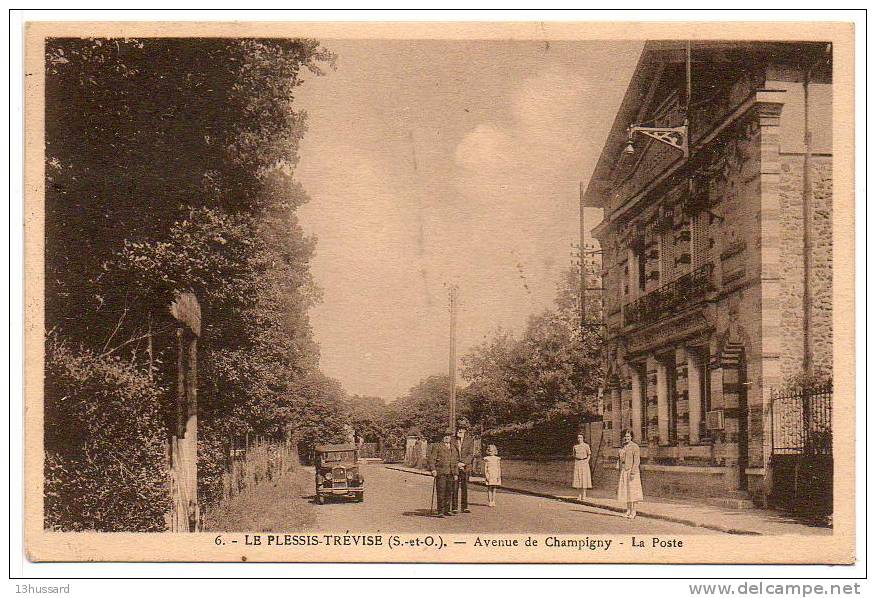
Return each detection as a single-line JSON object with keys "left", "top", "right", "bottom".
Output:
{"left": 402, "top": 509, "right": 440, "bottom": 518}
{"left": 571, "top": 508, "right": 626, "bottom": 518}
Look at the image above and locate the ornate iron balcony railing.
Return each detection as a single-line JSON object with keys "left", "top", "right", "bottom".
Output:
{"left": 622, "top": 263, "right": 714, "bottom": 327}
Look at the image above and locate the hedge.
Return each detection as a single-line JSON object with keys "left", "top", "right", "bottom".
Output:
{"left": 44, "top": 340, "right": 170, "bottom": 531}
{"left": 482, "top": 413, "right": 583, "bottom": 458}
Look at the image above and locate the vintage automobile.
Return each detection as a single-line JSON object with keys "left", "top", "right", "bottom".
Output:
{"left": 314, "top": 443, "right": 365, "bottom": 504}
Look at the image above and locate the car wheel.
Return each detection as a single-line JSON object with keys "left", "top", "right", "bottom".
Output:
{"left": 357, "top": 493, "right": 364, "bottom": 503}
{"left": 316, "top": 494, "right": 325, "bottom": 505}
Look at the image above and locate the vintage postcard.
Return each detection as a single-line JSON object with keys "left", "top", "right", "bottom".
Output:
{"left": 23, "top": 20, "right": 855, "bottom": 564}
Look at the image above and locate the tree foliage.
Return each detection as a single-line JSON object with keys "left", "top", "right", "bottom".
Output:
{"left": 382, "top": 376, "right": 468, "bottom": 445}
{"left": 44, "top": 339, "right": 170, "bottom": 531}
{"left": 44, "top": 37, "right": 342, "bottom": 525}
{"left": 460, "top": 265, "right": 603, "bottom": 442}
{"left": 344, "top": 395, "right": 391, "bottom": 444}
{"left": 363, "top": 265, "right": 604, "bottom": 453}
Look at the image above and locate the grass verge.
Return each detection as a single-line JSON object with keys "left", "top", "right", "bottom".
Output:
{"left": 202, "top": 465, "right": 315, "bottom": 532}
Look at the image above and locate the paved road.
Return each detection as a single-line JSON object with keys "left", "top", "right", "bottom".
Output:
{"left": 305, "top": 463, "right": 715, "bottom": 534}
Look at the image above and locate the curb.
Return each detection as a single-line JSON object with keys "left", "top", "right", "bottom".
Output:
{"left": 383, "top": 464, "right": 762, "bottom": 536}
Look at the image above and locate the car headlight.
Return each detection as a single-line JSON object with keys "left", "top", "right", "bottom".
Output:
{"left": 325, "top": 472, "right": 333, "bottom": 481}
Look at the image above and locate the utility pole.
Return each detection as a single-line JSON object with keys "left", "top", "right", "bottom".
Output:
{"left": 448, "top": 284, "right": 458, "bottom": 434}
{"left": 579, "top": 181, "right": 587, "bottom": 331}
{"left": 578, "top": 182, "right": 604, "bottom": 332}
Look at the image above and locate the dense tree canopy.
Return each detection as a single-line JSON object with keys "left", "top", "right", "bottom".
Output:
{"left": 344, "top": 395, "right": 391, "bottom": 444}
{"left": 381, "top": 375, "right": 467, "bottom": 445}
{"left": 44, "top": 37, "right": 342, "bottom": 520}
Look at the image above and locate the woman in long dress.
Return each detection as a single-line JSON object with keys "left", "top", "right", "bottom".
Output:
{"left": 617, "top": 429, "right": 644, "bottom": 518}
{"left": 572, "top": 434, "right": 592, "bottom": 501}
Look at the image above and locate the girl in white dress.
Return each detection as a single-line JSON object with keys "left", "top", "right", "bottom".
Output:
{"left": 617, "top": 429, "right": 644, "bottom": 518}
{"left": 572, "top": 434, "right": 592, "bottom": 501}
{"left": 483, "top": 444, "right": 502, "bottom": 507}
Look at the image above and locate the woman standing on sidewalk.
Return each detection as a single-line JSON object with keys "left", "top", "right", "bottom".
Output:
{"left": 617, "top": 429, "right": 643, "bottom": 518}
{"left": 572, "top": 434, "right": 592, "bottom": 501}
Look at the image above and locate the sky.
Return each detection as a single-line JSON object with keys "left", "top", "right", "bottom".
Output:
{"left": 294, "top": 39, "right": 642, "bottom": 400}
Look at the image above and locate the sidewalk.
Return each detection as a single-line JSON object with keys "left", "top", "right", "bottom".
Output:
{"left": 384, "top": 464, "right": 830, "bottom": 536}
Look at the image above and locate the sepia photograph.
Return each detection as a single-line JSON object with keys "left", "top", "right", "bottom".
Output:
{"left": 21, "top": 19, "right": 856, "bottom": 565}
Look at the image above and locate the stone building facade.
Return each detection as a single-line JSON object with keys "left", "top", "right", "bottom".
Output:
{"left": 582, "top": 41, "right": 832, "bottom": 504}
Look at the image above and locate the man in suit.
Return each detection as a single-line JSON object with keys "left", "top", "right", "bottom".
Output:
{"left": 428, "top": 430, "right": 459, "bottom": 517}
{"left": 453, "top": 418, "right": 476, "bottom": 514}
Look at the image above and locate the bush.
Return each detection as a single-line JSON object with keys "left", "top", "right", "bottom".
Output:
{"left": 482, "top": 413, "right": 581, "bottom": 458}
{"left": 197, "top": 430, "right": 230, "bottom": 512}
{"left": 44, "top": 339, "right": 170, "bottom": 531}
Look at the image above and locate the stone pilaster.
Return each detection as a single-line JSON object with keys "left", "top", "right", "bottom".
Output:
{"left": 645, "top": 355, "right": 659, "bottom": 447}
{"left": 628, "top": 248, "right": 639, "bottom": 300}
{"left": 620, "top": 375, "right": 632, "bottom": 436}
{"left": 755, "top": 96, "right": 787, "bottom": 469}
{"left": 675, "top": 347, "right": 690, "bottom": 446}
{"left": 656, "top": 359, "right": 670, "bottom": 446}
{"left": 687, "top": 351, "right": 703, "bottom": 445}
{"left": 630, "top": 366, "right": 644, "bottom": 445}
{"left": 610, "top": 385, "right": 623, "bottom": 447}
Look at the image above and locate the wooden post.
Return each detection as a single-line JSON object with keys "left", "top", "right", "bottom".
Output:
{"left": 168, "top": 291, "right": 201, "bottom": 532}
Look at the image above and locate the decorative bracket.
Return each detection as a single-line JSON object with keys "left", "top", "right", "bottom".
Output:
{"left": 626, "top": 119, "right": 689, "bottom": 158}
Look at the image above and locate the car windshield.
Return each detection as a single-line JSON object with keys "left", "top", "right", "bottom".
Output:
{"left": 320, "top": 451, "right": 356, "bottom": 463}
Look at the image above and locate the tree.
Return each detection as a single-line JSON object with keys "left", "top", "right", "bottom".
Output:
{"left": 458, "top": 330, "right": 517, "bottom": 430}
{"left": 383, "top": 376, "right": 468, "bottom": 445}
{"left": 43, "top": 37, "right": 343, "bottom": 518}
{"left": 345, "top": 395, "right": 390, "bottom": 444}
{"left": 45, "top": 39, "right": 333, "bottom": 348}
{"left": 460, "top": 265, "right": 603, "bottom": 435}
{"left": 285, "top": 373, "right": 351, "bottom": 455}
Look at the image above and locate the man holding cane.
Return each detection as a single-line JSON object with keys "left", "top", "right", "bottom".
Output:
{"left": 453, "top": 418, "right": 476, "bottom": 514}
{"left": 428, "top": 430, "right": 459, "bottom": 518}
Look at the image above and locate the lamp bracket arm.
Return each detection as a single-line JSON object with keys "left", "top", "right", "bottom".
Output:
{"left": 627, "top": 119, "right": 689, "bottom": 158}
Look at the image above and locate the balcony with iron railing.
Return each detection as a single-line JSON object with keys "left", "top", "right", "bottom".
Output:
{"left": 622, "top": 263, "right": 714, "bottom": 328}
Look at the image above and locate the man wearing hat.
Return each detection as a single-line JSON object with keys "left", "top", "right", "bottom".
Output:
{"left": 453, "top": 418, "right": 476, "bottom": 513}
{"left": 428, "top": 430, "right": 459, "bottom": 518}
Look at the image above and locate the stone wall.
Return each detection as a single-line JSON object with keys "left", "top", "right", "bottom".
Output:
{"left": 776, "top": 154, "right": 833, "bottom": 380}
{"left": 498, "top": 457, "right": 736, "bottom": 501}
{"left": 498, "top": 457, "right": 577, "bottom": 487}
{"left": 777, "top": 155, "right": 807, "bottom": 376}
{"left": 498, "top": 455, "right": 745, "bottom": 502}
{"left": 810, "top": 157, "right": 834, "bottom": 378}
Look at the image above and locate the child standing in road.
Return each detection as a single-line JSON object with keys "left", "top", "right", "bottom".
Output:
{"left": 483, "top": 444, "right": 502, "bottom": 507}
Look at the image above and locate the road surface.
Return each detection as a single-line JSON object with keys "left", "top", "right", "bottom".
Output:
{"left": 305, "top": 462, "right": 716, "bottom": 534}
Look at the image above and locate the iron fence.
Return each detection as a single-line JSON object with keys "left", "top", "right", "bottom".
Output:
{"left": 770, "top": 382, "right": 833, "bottom": 456}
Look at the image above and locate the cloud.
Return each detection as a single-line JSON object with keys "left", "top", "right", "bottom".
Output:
{"left": 452, "top": 67, "right": 592, "bottom": 208}
{"left": 440, "top": 67, "right": 600, "bottom": 343}
{"left": 454, "top": 123, "right": 516, "bottom": 173}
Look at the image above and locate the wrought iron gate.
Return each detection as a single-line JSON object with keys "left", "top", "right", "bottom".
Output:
{"left": 769, "top": 382, "right": 833, "bottom": 523}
